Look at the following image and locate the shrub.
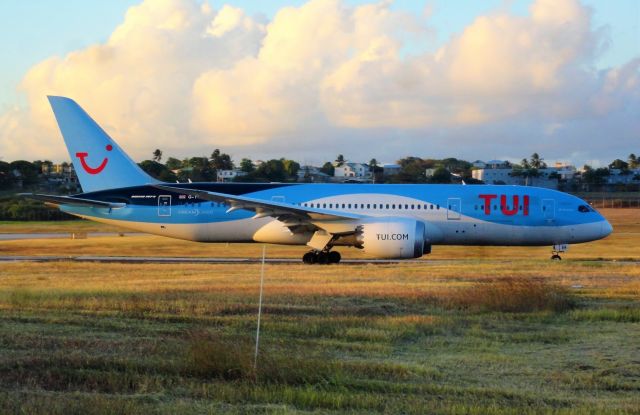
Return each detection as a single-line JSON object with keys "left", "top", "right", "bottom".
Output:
{"left": 446, "top": 277, "right": 575, "bottom": 313}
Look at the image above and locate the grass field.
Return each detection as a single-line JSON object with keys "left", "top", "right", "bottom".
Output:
{"left": 0, "top": 209, "right": 639, "bottom": 414}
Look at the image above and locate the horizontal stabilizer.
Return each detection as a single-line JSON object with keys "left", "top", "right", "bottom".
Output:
{"left": 20, "top": 193, "right": 126, "bottom": 209}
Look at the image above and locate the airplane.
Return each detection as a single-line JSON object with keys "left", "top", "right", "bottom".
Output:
{"left": 23, "top": 96, "right": 612, "bottom": 264}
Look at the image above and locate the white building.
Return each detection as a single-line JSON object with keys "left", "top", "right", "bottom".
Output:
{"left": 333, "top": 162, "right": 371, "bottom": 179}
{"left": 216, "top": 169, "right": 247, "bottom": 182}
{"left": 472, "top": 168, "right": 519, "bottom": 185}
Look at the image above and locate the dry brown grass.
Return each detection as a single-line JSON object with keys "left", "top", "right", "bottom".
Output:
{"left": 445, "top": 277, "right": 575, "bottom": 312}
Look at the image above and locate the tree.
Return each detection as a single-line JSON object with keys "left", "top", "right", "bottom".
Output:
{"left": 165, "top": 157, "right": 182, "bottom": 170}
{"left": 0, "top": 161, "right": 12, "bottom": 190}
{"left": 282, "top": 159, "right": 300, "bottom": 178}
{"left": 396, "top": 157, "right": 430, "bottom": 183}
{"left": 254, "top": 159, "right": 287, "bottom": 182}
{"left": 529, "top": 153, "right": 546, "bottom": 169}
{"left": 369, "top": 158, "right": 383, "bottom": 183}
{"left": 9, "top": 160, "right": 39, "bottom": 187}
{"left": 210, "top": 149, "right": 234, "bottom": 170}
{"left": 628, "top": 153, "right": 638, "bottom": 169}
{"left": 239, "top": 158, "right": 254, "bottom": 173}
{"left": 335, "top": 154, "right": 345, "bottom": 166}
{"left": 139, "top": 160, "right": 177, "bottom": 182}
{"left": 320, "top": 162, "right": 335, "bottom": 176}
{"left": 152, "top": 149, "right": 162, "bottom": 162}
{"left": 609, "top": 159, "right": 629, "bottom": 171}
{"left": 185, "top": 157, "right": 216, "bottom": 181}
{"left": 511, "top": 161, "right": 540, "bottom": 186}
{"left": 581, "top": 166, "right": 609, "bottom": 189}
{"left": 429, "top": 167, "right": 451, "bottom": 183}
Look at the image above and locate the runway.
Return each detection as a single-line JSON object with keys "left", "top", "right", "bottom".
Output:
{"left": 0, "top": 255, "right": 423, "bottom": 264}
{"left": 0, "top": 255, "right": 634, "bottom": 265}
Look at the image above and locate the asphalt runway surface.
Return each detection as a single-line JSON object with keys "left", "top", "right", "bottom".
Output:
{"left": 0, "top": 255, "right": 424, "bottom": 264}
{"left": 0, "top": 255, "right": 635, "bottom": 265}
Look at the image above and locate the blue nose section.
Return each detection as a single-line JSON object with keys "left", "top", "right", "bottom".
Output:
{"left": 601, "top": 220, "right": 613, "bottom": 238}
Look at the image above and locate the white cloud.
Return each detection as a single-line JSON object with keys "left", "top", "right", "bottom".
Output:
{"left": 0, "top": 0, "right": 638, "bottom": 165}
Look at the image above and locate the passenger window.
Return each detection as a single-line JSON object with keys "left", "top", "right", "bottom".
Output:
{"left": 386, "top": 204, "right": 389, "bottom": 209}
{"left": 367, "top": 204, "right": 370, "bottom": 209}
{"left": 392, "top": 204, "right": 396, "bottom": 209}
{"left": 348, "top": 204, "right": 352, "bottom": 209}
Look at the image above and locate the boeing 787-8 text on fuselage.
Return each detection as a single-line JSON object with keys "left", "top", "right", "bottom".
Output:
{"left": 24, "top": 96, "right": 612, "bottom": 264}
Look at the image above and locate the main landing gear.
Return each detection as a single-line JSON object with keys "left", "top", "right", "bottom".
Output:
{"left": 302, "top": 250, "right": 341, "bottom": 265}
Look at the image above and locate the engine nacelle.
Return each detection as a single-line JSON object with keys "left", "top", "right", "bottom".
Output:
{"left": 358, "top": 218, "right": 426, "bottom": 259}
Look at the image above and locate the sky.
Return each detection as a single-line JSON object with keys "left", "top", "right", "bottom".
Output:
{"left": 0, "top": 0, "right": 638, "bottom": 168}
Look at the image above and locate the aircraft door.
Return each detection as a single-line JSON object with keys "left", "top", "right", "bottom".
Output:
{"left": 158, "top": 195, "right": 171, "bottom": 216}
{"left": 542, "top": 199, "right": 555, "bottom": 220}
{"left": 447, "top": 198, "right": 461, "bottom": 220}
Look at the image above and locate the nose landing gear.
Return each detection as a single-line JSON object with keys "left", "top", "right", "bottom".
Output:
{"left": 550, "top": 244, "right": 568, "bottom": 260}
{"left": 302, "top": 250, "right": 341, "bottom": 264}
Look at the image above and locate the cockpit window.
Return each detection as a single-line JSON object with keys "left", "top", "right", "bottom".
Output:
{"left": 578, "top": 205, "right": 593, "bottom": 213}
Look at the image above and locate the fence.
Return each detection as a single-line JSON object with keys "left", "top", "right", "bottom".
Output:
{"left": 585, "top": 198, "right": 640, "bottom": 209}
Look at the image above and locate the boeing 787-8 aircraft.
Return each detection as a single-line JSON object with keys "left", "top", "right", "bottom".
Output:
{"left": 24, "top": 96, "right": 612, "bottom": 264}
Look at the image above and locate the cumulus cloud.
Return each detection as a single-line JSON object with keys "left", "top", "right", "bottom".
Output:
{"left": 0, "top": 0, "right": 638, "bottom": 165}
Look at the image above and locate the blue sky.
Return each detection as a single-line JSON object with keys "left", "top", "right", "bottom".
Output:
{"left": 0, "top": 0, "right": 638, "bottom": 165}
{"left": 1, "top": 0, "right": 636, "bottom": 110}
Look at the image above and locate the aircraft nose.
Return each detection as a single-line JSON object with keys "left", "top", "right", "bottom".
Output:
{"left": 601, "top": 220, "right": 613, "bottom": 238}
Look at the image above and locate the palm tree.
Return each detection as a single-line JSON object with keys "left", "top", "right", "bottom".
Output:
{"left": 529, "top": 153, "right": 546, "bottom": 169}
{"left": 152, "top": 149, "right": 162, "bottom": 162}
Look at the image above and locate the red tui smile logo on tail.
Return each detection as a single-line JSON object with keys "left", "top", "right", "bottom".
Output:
{"left": 76, "top": 144, "right": 112, "bottom": 175}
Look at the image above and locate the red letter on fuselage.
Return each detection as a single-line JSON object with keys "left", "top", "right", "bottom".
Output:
{"left": 501, "top": 195, "right": 519, "bottom": 216}
{"left": 523, "top": 195, "right": 529, "bottom": 216}
{"left": 478, "top": 194, "right": 497, "bottom": 215}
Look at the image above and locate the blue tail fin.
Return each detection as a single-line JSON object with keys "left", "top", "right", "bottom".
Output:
{"left": 48, "top": 96, "right": 158, "bottom": 193}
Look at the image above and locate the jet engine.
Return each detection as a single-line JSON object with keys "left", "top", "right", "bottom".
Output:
{"left": 357, "top": 218, "right": 427, "bottom": 259}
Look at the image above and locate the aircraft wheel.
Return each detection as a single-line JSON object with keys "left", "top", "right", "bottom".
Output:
{"left": 317, "top": 252, "right": 330, "bottom": 265}
{"left": 328, "top": 251, "right": 341, "bottom": 264}
{"left": 302, "top": 252, "right": 317, "bottom": 264}
{"left": 551, "top": 254, "right": 562, "bottom": 261}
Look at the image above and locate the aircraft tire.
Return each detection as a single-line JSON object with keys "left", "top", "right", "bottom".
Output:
{"left": 302, "top": 252, "right": 317, "bottom": 264}
{"left": 328, "top": 251, "right": 341, "bottom": 264}
{"left": 317, "top": 252, "right": 329, "bottom": 265}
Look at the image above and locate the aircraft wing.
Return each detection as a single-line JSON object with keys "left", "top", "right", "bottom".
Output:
{"left": 152, "top": 184, "right": 362, "bottom": 222}
{"left": 20, "top": 193, "right": 126, "bottom": 209}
